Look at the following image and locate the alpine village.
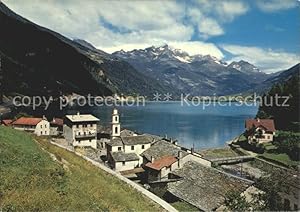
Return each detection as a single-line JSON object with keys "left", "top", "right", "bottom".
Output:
{"left": 0, "top": 1, "right": 299, "bottom": 212}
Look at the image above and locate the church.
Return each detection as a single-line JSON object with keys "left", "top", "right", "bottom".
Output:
{"left": 106, "top": 108, "right": 157, "bottom": 171}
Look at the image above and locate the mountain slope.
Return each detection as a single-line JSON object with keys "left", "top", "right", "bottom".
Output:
{"left": 0, "top": 2, "right": 164, "bottom": 97}
{"left": 250, "top": 63, "right": 300, "bottom": 94}
{"left": 256, "top": 64, "right": 300, "bottom": 131}
{"left": 113, "top": 45, "right": 269, "bottom": 96}
{"left": 0, "top": 126, "right": 162, "bottom": 211}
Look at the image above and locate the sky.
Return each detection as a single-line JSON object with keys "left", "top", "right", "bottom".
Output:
{"left": 3, "top": 0, "right": 300, "bottom": 73}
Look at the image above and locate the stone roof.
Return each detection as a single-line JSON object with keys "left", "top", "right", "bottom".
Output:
{"left": 167, "top": 161, "right": 251, "bottom": 211}
{"left": 121, "top": 135, "right": 155, "bottom": 145}
{"left": 120, "top": 129, "right": 136, "bottom": 137}
{"left": 107, "top": 137, "right": 123, "bottom": 146}
{"left": 245, "top": 119, "right": 275, "bottom": 132}
{"left": 141, "top": 140, "right": 188, "bottom": 161}
{"left": 110, "top": 151, "right": 140, "bottom": 162}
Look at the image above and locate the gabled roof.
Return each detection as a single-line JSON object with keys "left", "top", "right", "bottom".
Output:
{"left": 122, "top": 135, "right": 155, "bottom": 145}
{"left": 1, "top": 119, "right": 13, "bottom": 126}
{"left": 168, "top": 161, "right": 252, "bottom": 211}
{"left": 110, "top": 151, "right": 139, "bottom": 162}
{"left": 145, "top": 156, "right": 177, "bottom": 171}
{"left": 107, "top": 137, "right": 123, "bottom": 146}
{"left": 12, "top": 117, "right": 43, "bottom": 126}
{"left": 245, "top": 119, "right": 275, "bottom": 132}
{"left": 141, "top": 140, "right": 188, "bottom": 161}
{"left": 50, "top": 118, "right": 63, "bottom": 126}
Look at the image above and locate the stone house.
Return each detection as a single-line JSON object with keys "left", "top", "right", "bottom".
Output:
{"left": 106, "top": 135, "right": 156, "bottom": 171}
{"left": 50, "top": 118, "right": 63, "bottom": 136}
{"left": 144, "top": 155, "right": 180, "bottom": 182}
{"left": 63, "top": 112, "right": 99, "bottom": 149}
{"left": 141, "top": 139, "right": 211, "bottom": 182}
{"left": 245, "top": 118, "right": 276, "bottom": 144}
{"left": 108, "top": 151, "right": 140, "bottom": 172}
{"left": 12, "top": 117, "right": 50, "bottom": 136}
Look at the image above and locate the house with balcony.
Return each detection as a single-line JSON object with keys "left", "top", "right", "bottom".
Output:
{"left": 245, "top": 118, "right": 276, "bottom": 144}
{"left": 63, "top": 112, "right": 99, "bottom": 149}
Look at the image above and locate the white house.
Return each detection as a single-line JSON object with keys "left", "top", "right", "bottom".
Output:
{"left": 12, "top": 117, "right": 50, "bottom": 136}
{"left": 63, "top": 112, "right": 99, "bottom": 149}
{"left": 245, "top": 118, "right": 276, "bottom": 144}
{"left": 106, "top": 108, "right": 157, "bottom": 171}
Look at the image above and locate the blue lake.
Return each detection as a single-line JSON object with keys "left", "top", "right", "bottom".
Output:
{"left": 74, "top": 102, "right": 258, "bottom": 150}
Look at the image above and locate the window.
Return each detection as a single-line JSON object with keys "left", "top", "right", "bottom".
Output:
{"left": 122, "top": 161, "right": 125, "bottom": 166}
{"left": 142, "top": 145, "right": 145, "bottom": 149}
{"left": 41, "top": 125, "right": 43, "bottom": 128}
{"left": 115, "top": 117, "right": 118, "bottom": 122}
{"left": 78, "top": 132, "right": 81, "bottom": 135}
{"left": 118, "top": 147, "right": 122, "bottom": 151}
{"left": 115, "top": 127, "right": 118, "bottom": 134}
{"left": 41, "top": 131, "right": 43, "bottom": 135}
{"left": 45, "top": 131, "right": 46, "bottom": 135}
{"left": 76, "top": 124, "right": 79, "bottom": 128}
{"left": 131, "top": 146, "right": 134, "bottom": 150}
{"left": 89, "top": 139, "right": 91, "bottom": 142}
{"left": 45, "top": 124, "right": 47, "bottom": 128}
{"left": 267, "top": 136, "right": 270, "bottom": 139}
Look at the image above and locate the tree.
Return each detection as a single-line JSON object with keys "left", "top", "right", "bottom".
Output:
{"left": 224, "top": 191, "right": 251, "bottom": 211}
{"left": 257, "top": 70, "right": 300, "bottom": 131}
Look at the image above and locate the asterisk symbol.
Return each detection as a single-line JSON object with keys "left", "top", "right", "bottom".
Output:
{"left": 153, "top": 92, "right": 162, "bottom": 101}
{"left": 163, "top": 93, "right": 172, "bottom": 101}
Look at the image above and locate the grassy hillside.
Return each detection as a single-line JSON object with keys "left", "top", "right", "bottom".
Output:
{"left": 0, "top": 126, "right": 162, "bottom": 211}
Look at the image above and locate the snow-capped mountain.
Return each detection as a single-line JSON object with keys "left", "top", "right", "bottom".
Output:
{"left": 228, "top": 60, "right": 261, "bottom": 74}
{"left": 113, "top": 45, "right": 268, "bottom": 96}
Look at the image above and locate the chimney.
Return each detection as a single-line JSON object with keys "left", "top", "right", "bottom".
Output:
{"left": 257, "top": 118, "right": 260, "bottom": 123}
{"left": 191, "top": 147, "right": 194, "bottom": 154}
{"left": 42, "top": 115, "right": 46, "bottom": 120}
{"left": 165, "top": 134, "right": 167, "bottom": 139}
{"left": 178, "top": 151, "right": 182, "bottom": 159}
{"left": 77, "top": 112, "right": 80, "bottom": 116}
{"left": 178, "top": 151, "right": 183, "bottom": 168}
{"left": 151, "top": 156, "right": 155, "bottom": 163}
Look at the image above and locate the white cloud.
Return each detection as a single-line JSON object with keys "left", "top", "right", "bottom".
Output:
{"left": 221, "top": 44, "right": 300, "bottom": 73}
{"left": 256, "top": 0, "right": 299, "bottom": 12}
{"left": 215, "top": 0, "right": 249, "bottom": 22}
{"left": 169, "top": 41, "right": 224, "bottom": 59}
{"left": 2, "top": 0, "right": 250, "bottom": 52}
{"left": 197, "top": 17, "right": 224, "bottom": 38}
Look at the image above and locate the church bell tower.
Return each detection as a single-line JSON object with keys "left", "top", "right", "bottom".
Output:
{"left": 111, "top": 108, "right": 120, "bottom": 138}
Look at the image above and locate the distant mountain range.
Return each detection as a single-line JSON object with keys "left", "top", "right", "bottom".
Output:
{"left": 113, "top": 45, "right": 272, "bottom": 96}
{"left": 0, "top": 2, "right": 299, "bottom": 100}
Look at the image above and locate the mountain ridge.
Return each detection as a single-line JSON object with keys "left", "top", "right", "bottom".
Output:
{"left": 0, "top": 2, "right": 167, "bottom": 98}
{"left": 113, "top": 45, "right": 269, "bottom": 96}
